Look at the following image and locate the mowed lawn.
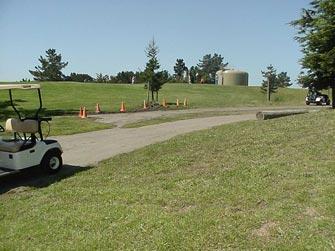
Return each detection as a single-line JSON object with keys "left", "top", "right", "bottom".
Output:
{"left": 0, "top": 110, "right": 334, "bottom": 249}
{"left": 0, "top": 82, "right": 307, "bottom": 117}
{"left": 0, "top": 117, "right": 113, "bottom": 137}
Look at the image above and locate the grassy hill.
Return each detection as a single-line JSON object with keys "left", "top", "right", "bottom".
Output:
{"left": 0, "top": 110, "right": 334, "bottom": 249}
{"left": 0, "top": 82, "right": 307, "bottom": 117}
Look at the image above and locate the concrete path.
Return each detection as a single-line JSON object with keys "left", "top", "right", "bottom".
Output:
{"left": 55, "top": 113, "right": 256, "bottom": 167}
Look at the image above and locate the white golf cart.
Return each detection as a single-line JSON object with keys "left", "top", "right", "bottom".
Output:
{"left": 0, "top": 84, "right": 63, "bottom": 177}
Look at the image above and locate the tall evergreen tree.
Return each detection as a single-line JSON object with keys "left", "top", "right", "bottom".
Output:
{"left": 144, "top": 39, "right": 168, "bottom": 103}
{"left": 276, "top": 72, "right": 292, "bottom": 87}
{"left": 260, "top": 65, "right": 278, "bottom": 101}
{"left": 197, "top": 53, "right": 228, "bottom": 84}
{"left": 173, "top": 59, "right": 187, "bottom": 82}
{"left": 189, "top": 66, "right": 200, "bottom": 83}
{"left": 29, "top": 49, "right": 68, "bottom": 81}
{"left": 291, "top": 0, "right": 335, "bottom": 108}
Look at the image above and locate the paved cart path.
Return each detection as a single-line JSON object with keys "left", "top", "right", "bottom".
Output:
{"left": 55, "top": 114, "right": 256, "bottom": 167}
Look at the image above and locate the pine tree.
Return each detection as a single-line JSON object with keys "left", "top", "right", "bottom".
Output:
{"left": 173, "top": 59, "right": 187, "bottom": 82}
{"left": 144, "top": 39, "right": 168, "bottom": 103}
{"left": 260, "top": 65, "right": 278, "bottom": 101}
{"left": 189, "top": 66, "right": 200, "bottom": 83}
{"left": 276, "top": 72, "right": 292, "bottom": 87}
{"left": 291, "top": 0, "right": 335, "bottom": 108}
{"left": 197, "top": 53, "right": 228, "bottom": 84}
{"left": 29, "top": 49, "right": 68, "bottom": 81}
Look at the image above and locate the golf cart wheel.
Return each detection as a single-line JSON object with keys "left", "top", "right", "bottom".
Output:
{"left": 306, "top": 101, "right": 310, "bottom": 105}
{"left": 41, "top": 150, "right": 63, "bottom": 174}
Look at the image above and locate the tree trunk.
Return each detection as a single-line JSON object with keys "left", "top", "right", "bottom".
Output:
{"left": 267, "top": 77, "right": 271, "bottom": 102}
{"left": 147, "top": 82, "right": 150, "bottom": 104}
{"left": 332, "top": 81, "right": 335, "bottom": 109}
{"left": 256, "top": 110, "right": 308, "bottom": 120}
{"left": 151, "top": 91, "right": 154, "bottom": 102}
{"left": 156, "top": 91, "right": 158, "bottom": 102}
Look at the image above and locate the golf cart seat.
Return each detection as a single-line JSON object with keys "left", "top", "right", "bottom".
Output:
{"left": 0, "top": 118, "right": 38, "bottom": 153}
{"left": 0, "top": 140, "right": 27, "bottom": 153}
{"left": 5, "top": 118, "right": 39, "bottom": 134}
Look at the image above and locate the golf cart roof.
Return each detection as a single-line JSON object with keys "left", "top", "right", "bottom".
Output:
{"left": 0, "top": 84, "right": 41, "bottom": 90}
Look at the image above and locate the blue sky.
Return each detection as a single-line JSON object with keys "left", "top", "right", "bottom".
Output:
{"left": 0, "top": 0, "right": 310, "bottom": 85}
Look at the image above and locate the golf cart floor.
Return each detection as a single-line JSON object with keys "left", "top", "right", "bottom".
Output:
{"left": 0, "top": 168, "right": 18, "bottom": 177}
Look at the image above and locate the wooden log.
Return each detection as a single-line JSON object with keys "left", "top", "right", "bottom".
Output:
{"left": 256, "top": 110, "right": 309, "bottom": 120}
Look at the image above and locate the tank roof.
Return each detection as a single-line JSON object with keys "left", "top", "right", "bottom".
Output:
{"left": 223, "top": 69, "right": 248, "bottom": 74}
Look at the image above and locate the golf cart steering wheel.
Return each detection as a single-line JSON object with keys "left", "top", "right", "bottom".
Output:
{"left": 0, "top": 124, "right": 4, "bottom": 132}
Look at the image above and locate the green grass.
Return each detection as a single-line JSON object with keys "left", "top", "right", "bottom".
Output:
{"left": 43, "top": 116, "right": 114, "bottom": 136}
{"left": 0, "top": 117, "right": 113, "bottom": 137}
{"left": 123, "top": 111, "right": 244, "bottom": 128}
{"left": 0, "top": 82, "right": 307, "bottom": 119}
{"left": 1, "top": 110, "right": 334, "bottom": 249}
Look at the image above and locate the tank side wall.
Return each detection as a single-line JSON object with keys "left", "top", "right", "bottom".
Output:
{"left": 223, "top": 72, "right": 248, "bottom": 86}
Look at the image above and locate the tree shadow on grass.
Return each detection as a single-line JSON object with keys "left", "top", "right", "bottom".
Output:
{"left": 43, "top": 109, "right": 79, "bottom": 116}
{"left": 0, "top": 99, "right": 27, "bottom": 109}
{"left": 0, "top": 108, "right": 78, "bottom": 121}
{"left": 0, "top": 100, "right": 28, "bottom": 120}
{"left": 0, "top": 164, "right": 93, "bottom": 195}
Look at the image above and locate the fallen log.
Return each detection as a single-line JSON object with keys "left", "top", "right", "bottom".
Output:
{"left": 256, "top": 110, "right": 309, "bottom": 120}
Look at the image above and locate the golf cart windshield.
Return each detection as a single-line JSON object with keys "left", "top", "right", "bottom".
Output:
{"left": 0, "top": 84, "right": 43, "bottom": 120}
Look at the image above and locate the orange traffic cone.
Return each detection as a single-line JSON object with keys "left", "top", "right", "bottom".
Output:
{"left": 81, "top": 107, "right": 87, "bottom": 118}
{"left": 95, "top": 103, "right": 101, "bottom": 113}
{"left": 176, "top": 98, "right": 179, "bottom": 108}
{"left": 143, "top": 100, "right": 148, "bottom": 109}
{"left": 162, "top": 98, "right": 167, "bottom": 108}
{"left": 183, "top": 97, "right": 188, "bottom": 107}
{"left": 120, "top": 101, "right": 126, "bottom": 113}
{"left": 78, "top": 106, "right": 83, "bottom": 118}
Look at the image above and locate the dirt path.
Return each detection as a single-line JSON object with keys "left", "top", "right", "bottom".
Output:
{"left": 55, "top": 113, "right": 256, "bottom": 166}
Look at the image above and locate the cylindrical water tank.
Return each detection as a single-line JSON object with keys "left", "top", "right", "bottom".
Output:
{"left": 216, "top": 70, "right": 224, "bottom": 85}
{"left": 222, "top": 70, "right": 248, "bottom": 86}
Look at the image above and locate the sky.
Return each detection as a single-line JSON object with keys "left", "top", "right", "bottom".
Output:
{"left": 0, "top": 0, "right": 311, "bottom": 85}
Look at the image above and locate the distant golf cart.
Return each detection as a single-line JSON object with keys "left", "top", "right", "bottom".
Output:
{"left": 305, "top": 88, "right": 331, "bottom": 106}
{"left": 0, "top": 84, "right": 63, "bottom": 177}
